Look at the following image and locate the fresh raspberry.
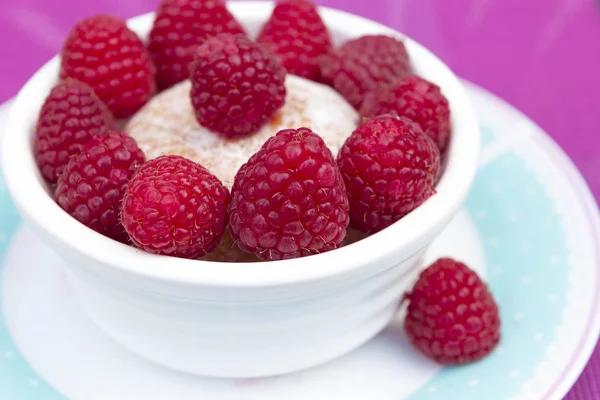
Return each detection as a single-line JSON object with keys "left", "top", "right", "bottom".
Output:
{"left": 322, "top": 35, "right": 411, "bottom": 109}
{"left": 148, "top": 0, "right": 246, "bottom": 90}
{"left": 121, "top": 155, "right": 229, "bottom": 259}
{"left": 55, "top": 131, "right": 145, "bottom": 242}
{"left": 404, "top": 258, "right": 501, "bottom": 365}
{"left": 361, "top": 76, "right": 451, "bottom": 153}
{"left": 190, "top": 33, "right": 286, "bottom": 138}
{"left": 257, "top": 0, "right": 332, "bottom": 82}
{"left": 337, "top": 115, "right": 440, "bottom": 233}
{"left": 34, "top": 79, "right": 116, "bottom": 184}
{"left": 60, "top": 15, "right": 156, "bottom": 119}
{"left": 229, "top": 128, "right": 349, "bottom": 261}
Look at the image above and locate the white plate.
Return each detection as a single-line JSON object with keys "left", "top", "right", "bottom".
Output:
{"left": 0, "top": 81, "right": 598, "bottom": 400}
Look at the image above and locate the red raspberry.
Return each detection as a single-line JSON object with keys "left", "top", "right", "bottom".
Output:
{"left": 55, "top": 131, "right": 145, "bottom": 242}
{"left": 257, "top": 0, "right": 332, "bottom": 82}
{"left": 229, "top": 128, "right": 349, "bottom": 261}
{"left": 361, "top": 76, "right": 451, "bottom": 153}
{"left": 34, "top": 79, "right": 116, "bottom": 184}
{"left": 404, "top": 258, "right": 501, "bottom": 365}
{"left": 190, "top": 33, "right": 286, "bottom": 138}
{"left": 322, "top": 35, "right": 411, "bottom": 109}
{"left": 121, "top": 155, "right": 229, "bottom": 259}
{"left": 337, "top": 115, "right": 440, "bottom": 233}
{"left": 60, "top": 15, "right": 156, "bottom": 119}
{"left": 148, "top": 0, "right": 246, "bottom": 90}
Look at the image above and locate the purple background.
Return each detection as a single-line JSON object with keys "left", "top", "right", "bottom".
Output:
{"left": 1, "top": 0, "right": 599, "bottom": 397}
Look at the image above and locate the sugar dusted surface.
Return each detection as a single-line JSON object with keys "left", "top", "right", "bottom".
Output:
{"left": 125, "top": 75, "right": 359, "bottom": 189}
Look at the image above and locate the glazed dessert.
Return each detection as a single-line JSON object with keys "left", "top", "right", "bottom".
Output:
{"left": 125, "top": 75, "right": 359, "bottom": 189}
{"left": 35, "top": 0, "right": 451, "bottom": 263}
{"left": 25, "top": 0, "right": 502, "bottom": 367}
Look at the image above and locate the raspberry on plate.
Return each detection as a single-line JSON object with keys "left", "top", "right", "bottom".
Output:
{"left": 190, "top": 33, "right": 286, "bottom": 138}
{"left": 257, "top": 0, "right": 332, "bottom": 82}
{"left": 149, "top": 0, "right": 246, "bottom": 90}
{"left": 60, "top": 14, "right": 156, "bottom": 119}
{"left": 121, "top": 155, "right": 229, "bottom": 259}
{"left": 361, "top": 75, "right": 451, "bottom": 154}
{"left": 55, "top": 131, "right": 145, "bottom": 243}
{"left": 322, "top": 35, "right": 411, "bottom": 109}
{"left": 337, "top": 115, "right": 440, "bottom": 233}
{"left": 228, "top": 127, "right": 349, "bottom": 261}
{"left": 404, "top": 258, "right": 501, "bottom": 365}
{"left": 34, "top": 79, "right": 116, "bottom": 184}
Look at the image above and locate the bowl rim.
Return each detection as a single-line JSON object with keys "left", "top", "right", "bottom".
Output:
{"left": 0, "top": 1, "right": 480, "bottom": 288}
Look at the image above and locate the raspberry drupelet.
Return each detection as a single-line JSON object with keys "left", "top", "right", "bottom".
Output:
{"left": 55, "top": 131, "right": 145, "bottom": 242}
{"left": 34, "top": 79, "right": 116, "bottom": 184}
{"left": 257, "top": 0, "right": 332, "bottom": 82}
{"left": 228, "top": 127, "right": 349, "bottom": 261}
{"left": 149, "top": 0, "right": 246, "bottom": 90}
{"left": 60, "top": 14, "right": 156, "bottom": 118}
{"left": 321, "top": 35, "right": 411, "bottom": 109}
{"left": 361, "top": 75, "right": 451, "bottom": 154}
{"left": 404, "top": 258, "right": 501, "bottom": 365}
{"left": 121, "top": 155, "right": 229, "bottom": 259}
{"left": 190, "top": 33, "right": 286, "bottom": 138}
{"left": 337, "top": 115, "right": 440, "bottom": 233}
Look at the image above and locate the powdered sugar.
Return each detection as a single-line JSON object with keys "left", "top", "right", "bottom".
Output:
{"left": 125, "top": 75, "right": 359, "bottom": 188}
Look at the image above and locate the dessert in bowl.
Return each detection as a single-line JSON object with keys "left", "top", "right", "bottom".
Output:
{"left": 1, "top": 1, "right": 480, "bottom": 377}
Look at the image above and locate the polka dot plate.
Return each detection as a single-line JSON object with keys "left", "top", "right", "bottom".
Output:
{"left": 0, "top": 82, "right": 599, "bottom": 400}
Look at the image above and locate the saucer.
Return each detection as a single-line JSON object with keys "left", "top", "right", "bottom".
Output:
{"left": 0, "top": 81, "right": 598, "bottom": 400}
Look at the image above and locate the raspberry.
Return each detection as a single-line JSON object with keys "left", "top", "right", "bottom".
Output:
{"left": 337, "top": 115, "right": 439, "bottom": 233}
{"left": 55, "top": 131, "right": 145, "bottom": 242}
{"left": 149, "top": 0, "right": 246, "bottom": 90}
{"left": 34, "top": 79, "right": 116, "bottom": 184}
{"left": 404, "top": 258, "right": 501, "bottom": 365}
{"left": 257, "top": 0, "right": 332, "bottom": 82}
{"left": 190, "top": 33, "right": 286, "bottom": 138}
{"left": 361, "top": 76, "right": 451, "bottom": 153}
{"left": 121, "top": 155, "right": 229, "bottom": 259}
{"left": 322, "top": 35, "right": 411, "bottom": 109}
{"left": 60, "top": 15, "right": 156, "bottom": 119}
{"left": 229, "top": 128, "right": 349, "bottom": 261}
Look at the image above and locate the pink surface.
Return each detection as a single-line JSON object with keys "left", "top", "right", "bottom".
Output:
{"left": 1, "top": 0, "right": 599, "bottom": 397}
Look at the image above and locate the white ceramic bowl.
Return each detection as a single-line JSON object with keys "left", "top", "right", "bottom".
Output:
{"left": 1, "top": 1, "right": 479, "bottom": 378}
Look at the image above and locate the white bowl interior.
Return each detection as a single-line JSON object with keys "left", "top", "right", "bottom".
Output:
{"left": 0, "top": 1, "right": 480, "bottom": 290}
